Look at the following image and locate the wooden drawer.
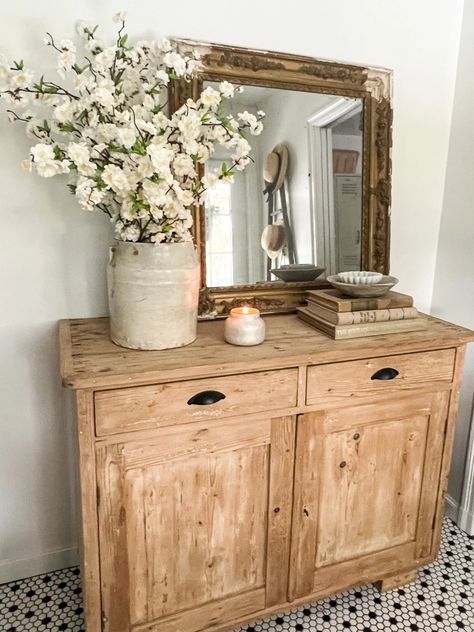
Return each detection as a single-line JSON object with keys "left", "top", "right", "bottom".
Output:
{"left": 306, "top": 349, "right": 455, "bottom": 406}
{"left": 95, "top": 368, "right": 298, "bottom": 436}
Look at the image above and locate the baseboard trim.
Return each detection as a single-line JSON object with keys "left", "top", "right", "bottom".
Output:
{"left": 0, "top": 546, "right": 79, "bottom": 585}
{"left": 458, "top": 505, "right": 474, "bottom": 535}
{"left": 445, "top": 494, "right": 459, "bottom": 522}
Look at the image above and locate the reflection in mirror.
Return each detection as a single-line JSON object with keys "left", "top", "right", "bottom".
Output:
{"left": 203, "top": 82, "right": 363, "bottom": 287}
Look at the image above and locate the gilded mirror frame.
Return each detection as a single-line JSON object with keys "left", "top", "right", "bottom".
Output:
{"left": 169, "top": 39, "right": 392, "bottom": 318}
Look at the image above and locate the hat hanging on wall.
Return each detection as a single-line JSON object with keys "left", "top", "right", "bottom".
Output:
{"left": 263, "top": 143, "right": 289, "bottom": 192}
{"left": 260, "top": 223, "right": 286, "bottom": 259}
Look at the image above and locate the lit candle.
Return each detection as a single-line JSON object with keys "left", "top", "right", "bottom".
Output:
{"left": 224, "top": 306, "right": 266, "bottom": 346}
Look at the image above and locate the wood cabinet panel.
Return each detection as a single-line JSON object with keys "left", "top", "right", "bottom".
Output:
{"left": 306, "top": 349, "right": 454, "bottom": 406}
{"left": 95, "top": 369, "right": 298, "bottom": 436}
{"left": 289, "top": 391, "right": 450, "bottom": 600}
{"left": 97, "top": 415, "right": 296, "bottom": 631}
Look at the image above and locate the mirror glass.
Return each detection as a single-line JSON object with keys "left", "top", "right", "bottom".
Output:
{"left": 203, "top": 81, "right": 363, "bottom": 287}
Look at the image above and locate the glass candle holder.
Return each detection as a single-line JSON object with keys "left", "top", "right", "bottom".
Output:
{"left": 224, "top": 307, "right": 266, "bottom": 346}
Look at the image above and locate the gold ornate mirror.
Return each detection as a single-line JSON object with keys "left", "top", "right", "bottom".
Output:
{"left": 170, "top": 40, "right": 392, "bottom": 318}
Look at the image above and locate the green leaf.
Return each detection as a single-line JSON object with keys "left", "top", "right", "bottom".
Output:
{"left": 57, "top": 122, "right": 77, "bottom": 133}
{"left": 131, "top": 139, "right": 146, "bottom": 156}
{"left": 67, "top": 184, "right": 76, "bottom": 194}
{"left": 119, "top": 34, "right": 128, "bottom": 47}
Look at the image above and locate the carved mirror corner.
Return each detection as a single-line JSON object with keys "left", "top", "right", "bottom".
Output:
{"left": 169, "top": 39, "right": 392, "bottom": 318}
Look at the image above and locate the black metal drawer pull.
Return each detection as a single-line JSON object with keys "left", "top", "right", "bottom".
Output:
{"left": 371, "top": 367, "right": 399, "bottom": 381}
{"left": 187, "top": 390, "right": 226, "bottom": 406}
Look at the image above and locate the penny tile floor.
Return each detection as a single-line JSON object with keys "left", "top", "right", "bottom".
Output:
{"left": 1, "top": 519, "right": 472, "bottom": 631}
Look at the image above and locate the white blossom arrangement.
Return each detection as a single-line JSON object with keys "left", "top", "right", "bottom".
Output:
{"left": 0, "top": 13, "right": 264, "bottom": 243}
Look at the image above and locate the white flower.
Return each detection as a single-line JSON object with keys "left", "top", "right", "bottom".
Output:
{"left": 11, "top": 69, "right": 34, "bottom": 89}
{"left": 178, "top": 113, "right": 201, "bottom": 140}
{"left": 152, "top": 112, "right": 170, "bottom": 130}
{"left": 164, "top": 197, "right": 183, "bottom": 218}
{"left": 152, "top": 232, "right": 166, "bottom": 243}
{"left": 116, "top": 126, "right": 136, "bottom": 149}
{"left": 95, "top": 123, "right": 117, "bottom": 143}
{"left": 173, "top": 154, "right": 196, "bottom": 178}
{"left": 53, "top": 99, "right": 76, "bottom": 123}
{"left": 93, "top": 87, "right": 115, "bottom": 110}
{"left": 250, "top": 121, "right": 263, "bottom": 135}
{"left": 102, "top": 165, "right": 130, "bottom": 192}
{"left": 121, "top": 224, "right": 141, "bottom": 241}
{"left": 200, "top": 86, "right": 221, "bottom": 108}
{"left": 78, "top": 161, "right": 97, "bottom": 176}
{"left": 219, "top": 81, "right": 235, "bottom": 98}
{"left": 155, "top": 69, "right": 169, "bottom": 85}
{"left": 131, "top": 156, "right": 154, "bottom": 180}
{"left": 176, "top": 187, "right": 194, "bottom": 206}
{"left": 136, "top": 119, "right": 156, "bottom": 135}
{"left": 60, "top": 39, "right": 76, "bottom": 53}
{"left": 85, "top": 38, "right": 106, "bottom": 55}
{"left": 142, "top": 179, "right": 168, "bottom": 206}
{"left": 94, "top": 47, "right": 116, "bottom": 71}
{"left": 68, "top": 142, "right": 90, "bottom": 164}
{"left": 157, "top": 38, "right": 173, "bottom": 53}
{"left": 202, "top": 172, "right": 219, "bottom": 189}
{"left": 163, "top": 51, "right": 186, "bottom": 77}
{"left": 113, "top": 11, "right": 126, "bottom": 23}
{"left": 31, "top": 143, "right": 55, "bottom": 164}
{"left": 147, "top": 145, "right": 174, "bottom": 172}
{"left": 36, "top": 161, "right": 60, "bottom": 177}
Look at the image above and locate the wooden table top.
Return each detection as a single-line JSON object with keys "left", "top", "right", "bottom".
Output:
{"left": 59, "top": 314, "right": 474, "bottom": 390}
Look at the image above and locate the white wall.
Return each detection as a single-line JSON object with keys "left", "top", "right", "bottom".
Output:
{"left": 258, "top": 90, "right": 336, "bottom": 265}
{"left": 0, "top": 0, "right": 465, "bottom": 581}
{"left": 431, "top": 0, "right": 474, "bottom": 511}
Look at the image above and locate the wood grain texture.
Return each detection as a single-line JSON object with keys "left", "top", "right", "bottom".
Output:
{"left": 431, "top": 346, "right": 467, "bottom": 556}
{"left": 306, "top": 349, "right": 455, "bottom": 406}
{"left": 59, "top": 314, "right": 474, "bottom": 390}
{"left": 374, "top": 571, "right": 417, "bottom": 592}
{"left": 74, "top": 391, "right": 101, "bottom": 632}
{"left": 289, "top": 391, "right": 454, "bottom": 603}
{"left": 132, "top": 588, "right": 265, "bottom": 632}
{"left": 95, "top": 369, "right": 297, "bottom": 436}
{"left": 96, "top": 414, "right": 292, "bottom": 629}
{"left": 266, "top": 416, "right": 297, "bottom": 606}
{"left": 289, "top": 413, "right": 322, "bottom": 600}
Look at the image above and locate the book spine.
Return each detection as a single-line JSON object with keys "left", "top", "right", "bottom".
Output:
{"left": 306, "top": 304, "right": 418, "bottom": 325}
{"left": 308, "top": 296, "right": 384, "bottom": 312}
{"left": 333, "top": 318, "right": 425, "bottom": 339}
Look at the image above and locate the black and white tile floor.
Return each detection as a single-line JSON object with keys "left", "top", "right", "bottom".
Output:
{"left": 1, "top": 519, "right": 472, "bottom": 631}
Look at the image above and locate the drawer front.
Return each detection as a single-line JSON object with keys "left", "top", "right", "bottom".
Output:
{"left": 95, "top": 368, "right": 298, "bottom": 436}
{"left": 306, "top": 349, "right": 455, "bottom": 406}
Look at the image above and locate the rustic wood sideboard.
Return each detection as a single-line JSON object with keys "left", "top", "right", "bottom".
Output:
{"left": 59, "top": 314, "right": 474, "bottom": 632}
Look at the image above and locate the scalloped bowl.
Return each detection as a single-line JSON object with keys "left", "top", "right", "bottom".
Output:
{"left": 327, "top": 274, "right": 399, "bottom": 298}
{"left": 337, "top": 271, "right": 383, "bottom": 285}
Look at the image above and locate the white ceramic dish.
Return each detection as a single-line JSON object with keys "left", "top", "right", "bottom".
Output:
{"left": 327, "top": 274, "right": 399, "bottom": 298}
{"left": 337, "top": 271, "right": 383, "bottom": 285}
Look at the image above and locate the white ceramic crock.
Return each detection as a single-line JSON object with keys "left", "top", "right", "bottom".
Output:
{"left": 107, "top": 241, "right": 200, "bottom": 350}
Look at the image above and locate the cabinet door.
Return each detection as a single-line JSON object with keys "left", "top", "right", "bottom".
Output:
{"left": 289, "top": 391, "right": 449, "bottom": 601}
{"left": 97, "top": 415, "right": 295, "bottom": 632}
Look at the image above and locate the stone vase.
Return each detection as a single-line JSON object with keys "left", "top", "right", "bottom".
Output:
{"left": 107, "top": 241, "right": 200, "bottom": 350}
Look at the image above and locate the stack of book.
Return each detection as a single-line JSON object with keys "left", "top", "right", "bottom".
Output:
{"left": 297, "top": 289, "right": 425, "bottom": 339}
